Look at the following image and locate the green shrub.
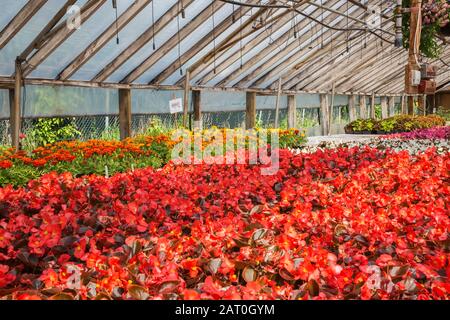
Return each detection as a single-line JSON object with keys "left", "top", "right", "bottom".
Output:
{"left": 346, "top": 115, "right": 446, "bottom": 134}
{"left": 24, "top": 118, "right": 81, "bottom": 148}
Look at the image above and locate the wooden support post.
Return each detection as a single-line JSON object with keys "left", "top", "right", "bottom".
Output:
{"left": 349, "top": 95, "right": 357, "bottom": 122}
{"left": 419, "top": 94, "right": 426, "bottom": 115}
{"left": 388, "top": 96, "right": 395, "bottom": 116}
{"left": 11, "top": 60, "right": 22, "bottom": 150}
{"left": 359, "top": 95, "right": 367, "bottom": 119}
{"left": 245, "top": 92, "right": 256, "bottom": 129}
{"left": 401, "top": 94, "right": 407, "bottom": 114}
{"left": 183, "top": 70, "right": 190, "bottom": 128}
{"left": 381, "top": 96, "right": 388, "bottom": 119}
{"left": 329, "top": 83, "right": 335, "bottom": 134}
{"left": 370, "top": 92, "right": 376, "bottom": 118}
{"left": 274, "top": 78, "right": 282, "bottom": 128}
{"left": 118, "top": 88, "right": 132, "bottom": 140}
{"left": 192, "top": 90, "right": 201, "bottom": 130}
{"left": 287, "top": 95, "right": 296, "bottom": 129}
{"left": 405, "top": 0, "right": 422, "bottom": 114}
{"left": 320, "top": 94, "right": 329, "bottom": 136}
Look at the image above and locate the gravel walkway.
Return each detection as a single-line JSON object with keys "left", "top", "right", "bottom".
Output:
{"left": 305, "top": 134, "right": 383, "bottom": 146}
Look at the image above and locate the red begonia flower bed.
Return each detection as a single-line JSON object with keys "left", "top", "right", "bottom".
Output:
{"left": 0, "top": 147, "right": 448, "bottom": 300}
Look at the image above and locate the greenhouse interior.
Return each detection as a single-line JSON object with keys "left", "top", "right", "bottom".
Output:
{"left": 0, "top": 0, "right": 449, "bottom": 303}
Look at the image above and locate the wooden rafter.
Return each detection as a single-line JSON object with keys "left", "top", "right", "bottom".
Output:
{"left": 195, "top": 8, "right": 295, "bottom": 86}
{"left": 177, "top": 5, "right": 277, "bottom": 84}
{"left": 93, "top": 0, "right": 196, "bottom": 83}
{"left": 0, "top": 0, "right": 48, "bottom": 50}
{"left": 149, "top": 5, "right": 252, "bottom": 85}
{"left": 341, "top": 50, "right": 406, "bottom": 92}
{"left": 198, "top": 0, "right": 332, "bottom": 86}
{"left": 121, "top": 1, "right": 227, "bottom": 84}
{"left": 350, "top": 51, "right": 408, "bottom": 91}
{"left": 19, "top": 0, "right": 77, "bottom": 62}
{"left": 58, "top": 0, "right": 152, "bottom": 80}
{"left": 305, "top": 33, "right": 401, "bottom": 91}
{"left": 182, "top": 9, "right": 293, "bottom": 86}
{"left": 333, "top": 48, "right": 405, "bottom": 90}
{"left": 247, "top": 5, "right": 364, "bottom": 89}
{"left": 22, "top": 0, "right": 107, "bottom": 77}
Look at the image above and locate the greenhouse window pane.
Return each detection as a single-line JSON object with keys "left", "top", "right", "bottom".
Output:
{"left": 0, "top": 0, "right": 68, "bottom": 76}
{"left": 109, "top": 0, "right": 213, "bottom": 83}
{"left": 30, "top": 0, "right": 135, "bottom": 79}
{"left": 0, "top": 0, "right": 28, "bottom": 31}
{"left": 72, "top": 0, "right": 179, "bottom": 81}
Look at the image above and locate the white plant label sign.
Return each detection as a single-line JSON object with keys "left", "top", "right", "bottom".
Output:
{"left": 169, "top": 98, "right": 183, "bottom": 114}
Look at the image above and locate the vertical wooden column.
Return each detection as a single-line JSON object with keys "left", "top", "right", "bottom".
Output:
{"left": 192, "top": 89, "right": 201, "bottom": 130}
{"left": 118, "top": 88, "right": 132, "bottom": 140}
{"left": 401, "top": 95, "right": 407, "bottom": 114}
{"left": 405, "top": 0, "right": 422, "bottom": 115}
{"left": 274, "top": 78, "right": 282, "bottom": 128}
{"left": 348, "top": 95, "right": 357, "bottom": 122}
{"left": 359, "top": 95, "right": 367, "bottom": 119}
{"left": 245, "top": 92, "right": 256, "bottom": 129}
{"left": 287, "top": 95, "right": 296, "bottom": 129}
{"left": 388, "top": 96, "right": 395, "bottom": 116}
{"left": 418, "top": 94, "right": 426, "bottom": 115}
{"left": 183, "top": 70, "right": 190, "bottom": 128}
{"left": 370, "top": 92, "right": 376, "bottom": 118}
{"left": 11, "top": 60, "right": 22, "bottom": 150}
{"left": 380, "top": 96, "right": 388, "bottom": 119}
{"left": 320, "top": 94, "right": 329, "bottom": 136}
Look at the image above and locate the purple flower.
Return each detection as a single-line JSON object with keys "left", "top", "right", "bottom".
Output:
{"left": 383, "top": 126, "right": 450, "bottom": 140}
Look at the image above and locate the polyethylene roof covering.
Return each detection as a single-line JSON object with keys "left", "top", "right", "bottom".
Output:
{"left": 0, "top": 0, "right": 449, "bottom": 95}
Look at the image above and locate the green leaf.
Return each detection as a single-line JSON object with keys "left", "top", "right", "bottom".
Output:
{"left": 128, "top": 284, "right": 150, "bottom": 300}
{"left": 242, "top": 267, "right": 258, "bottom": 283}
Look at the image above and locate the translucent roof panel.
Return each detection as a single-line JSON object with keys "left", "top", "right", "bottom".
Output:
{"left": 0, "top": 0, "right": 68, "bottom": 75}
{"left": 30, "top": 0, "right": 136, "bottom": 79}
{"left": 161, "top": 6, "right": 258, "bottom": 85}
{"left": 134, "top": 3, "right": 236, "bottom": 84}
{"left": 71, "top": 0, "right": 178, "bottom": 81}
{"left": 0, "top": 0, "right": 420, "bottom": 94}
{"left": 0, "top": 0, "right": 28, "bottom": 31}
{"left": 108, "top": 0, "right": 214, "bottom": 83}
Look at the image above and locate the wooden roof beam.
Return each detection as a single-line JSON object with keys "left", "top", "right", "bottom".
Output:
{"left": 19, "top": 0, "right": 77, "bottom": 62}
{"left": 303, "top": 35, "right": 398, "bottom": 91}
{"left": 58, "top": 0, "right": 152, "bottom": 80}
{"left": 0, "top": 0, "right": 48, "bottom": 50}
{"left": 197, "top": 0, "right": 337, "bottom": 86}
{"left": 345, "top": 50, "right": 407, "bottom": 91}
{"left": 22, "top": 0, "right": 106, "bottom": 77}
{"left": 121, "top": 1, "right": 227, "bottom": 84}
{"left": 177, "top": 4, "right": 284, "bottom": 84}
{"left": 149, "top": 5, "right": 252, "bottom": 85}
{"left": 93, "top": 0, "right": 196, "bottom": 83}
{"left": 248, "top": 5, "right": 366, "bottom": 88}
